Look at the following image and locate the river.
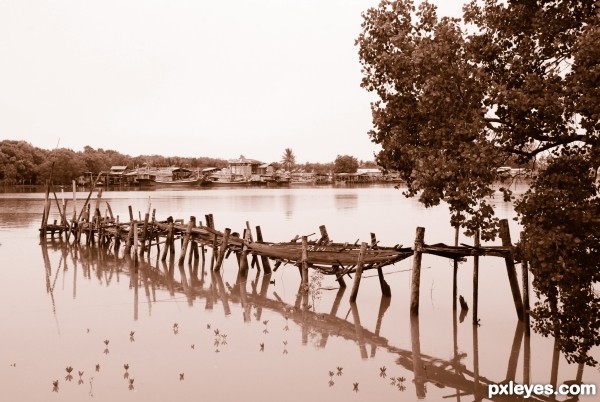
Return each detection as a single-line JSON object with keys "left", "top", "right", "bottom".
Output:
{"left": 0, "top": 184, "right": 597, "bottom": 401}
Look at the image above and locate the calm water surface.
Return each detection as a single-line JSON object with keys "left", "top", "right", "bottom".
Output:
{"left": 0, "top": 184, "right": 598, "bottom": 401}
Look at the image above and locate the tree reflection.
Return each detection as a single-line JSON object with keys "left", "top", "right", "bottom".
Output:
{"left": 40, "top": 239, "right": 595, "bottom": 400}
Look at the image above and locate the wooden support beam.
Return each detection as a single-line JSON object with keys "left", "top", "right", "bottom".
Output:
{"left": 371, "top": 233, "right": 391, "bottom": 297}
{"left": 161, "top": 222, "right": 174, "bottom": 262}
{"left": 453, "top": 225, "right": 459, "bottom": 311}
{"left": 178, "top": 219, "right": 194, "bottom": 266}
{"left": 499, "top": 219, "right": 524, "bottom": 321}
{"left": 215, "top": 228, "right": 231, "bottom": 271}
{"left": 255, "top": 226, "right": 271, "bottom": 274}
{"left": 522, "top": 257, "right": 530, "bottom": 337}
{"left": 300, "top": 236, "right": 309, "bottom": 292}
{"left": 349, "top": 242, "right": 367, "bottom": 303}
{"left": 473, "top": 229, "right": 480, "bottom": 325}
{"left": 410, "top": 227, "right": 425, "bottom": 315}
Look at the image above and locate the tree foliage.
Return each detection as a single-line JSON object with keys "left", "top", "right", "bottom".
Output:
{"left": 333, "top": 155, "right": 359, "bottom": 173}
{"left": 516, "top": 156, "right": 600, "bottom": 366}
{"left": 0, "top": 140, "right": 231, "bottom": 185}
{"left": 357, "top": 0, "right": 599, "bottom": 364}
{"left": 281, "top": 148, "right": 296, "bottom": 171}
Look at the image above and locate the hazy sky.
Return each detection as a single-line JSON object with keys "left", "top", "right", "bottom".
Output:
{"left": 0, "top": 0, "right": 462, "bottom": 164}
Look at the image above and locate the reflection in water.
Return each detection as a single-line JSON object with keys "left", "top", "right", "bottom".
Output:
{"left": 334, "top": 193, "right": 358, "bottom": 211}
{"left": 282, "top": 193, "right": 295, "bottom": 219}
{"left": 38, "top": 239, "right": 594, "bottom": 401}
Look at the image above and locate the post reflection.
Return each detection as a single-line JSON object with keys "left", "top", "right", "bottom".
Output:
{"left": 39, "top": 239, "right": 590, "bottom": 401}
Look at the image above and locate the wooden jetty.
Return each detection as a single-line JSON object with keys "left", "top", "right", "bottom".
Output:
{"left": 39, "top": 241, "right": 576, "bottom": 402}
{"left": 38, "top": 184, "right": 525, "bottom": 323}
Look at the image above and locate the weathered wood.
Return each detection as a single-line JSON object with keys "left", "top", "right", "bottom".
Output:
{"left": 499, "top": 219, "right": 524, "bottom": 321}
{"left": 334, "top": 264, "right": 346, "bottom": 287}
{"left": 215, "top": 228, "right": 231, "bottom": 271}
{"left": 453, "top": 225, "right": 459, "bottom": 311}
{"left": 473, "top": 229, "right": 480, "bottom": 325}
{"left": 300, "top": 236, "right": 309, "bottom": 292}
{"left": 255, "top": 225, "right": 271, "bottom": 274}
{"left": 188, "top": 217, "right": 197, "bottom": 264}
{"left": 161, "top": 222, "right": 174, "bottom": 262}
{"left": 133, "top": 221, "right": 139, "bottom": 268}
{"left": 522, "top": 258, "right": 530, "bottom": 337}
{"left": 140, "top": 212, "right": 150, "bottom": 255}
{"left": 237, "top": 229, "right": 250, "bottom": 276}
{"left": 178, "top": 219, "right": 194, "bottom": 266}
{"left": 410, "top": 314, "right": 427, "bottom": 399}
{"left": 349, "top": 242, "right": 367, "bottom": 303}
{"left": 318, "top": 225, "right": 330, "bottom": 244}
{"left": 410, "top": 227, "right": 425, "bottom": 315}
{"left": 371, "top": 233, "right": 391, "bottom": 297}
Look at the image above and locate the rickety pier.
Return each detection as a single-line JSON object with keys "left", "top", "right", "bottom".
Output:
{"left": 39, "top": 185, "right": 524, "bottom": 322}
{"left": 39, "top": 241, "right": 564, "bottom": 402}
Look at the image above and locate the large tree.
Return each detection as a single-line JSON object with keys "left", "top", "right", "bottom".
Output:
{"left": 357, "top": 0, "right": 599, "bottom": 364}
{"left": 334, "top": 154, "right": 359, "bottom": 173}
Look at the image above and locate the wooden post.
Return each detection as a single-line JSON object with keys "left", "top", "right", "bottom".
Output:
{"left": 215, "top": 228, "right": 231, "bottom": 271}
{"left": 237, "top": 229, "right": 250, "bottom": 277}
{"left": 318, "top": 225, "right": 329, "bottom": 244}
{"left": 410, "top": 314, "right": 427, "bottom": 398}
{"left": 334, "top": 264, "right": 346, "bottom": 287}
{"left": 205, "top": 214, "right": 214, "bottom": 229}
{"left": 522, "top": 258, "right": 530, "bottom": 337}
{"left": 133, "top": 221, "right": 139, "bottom": 268}
{"left": 255, "top": 226, "right": 271, "bottom": 274}
{"left": 188, "top": 216, "right": 197, "bottom": 264}
{"left": 161, "top": 222, "right": 174, "bottom": 262}
{"left": 300, "top": 236, "right": 309, "bottom": 292}
{"left": 499, "top": 219, "right": 525, "bottom": 321}
{"left": 410, "top": 227, "right": 425, "bottom": 315}
{"left": 473, "top": 228, "right": 480, "bottom": 325}
{"left": 124, "top": 206, "right": 134, "bottom": 253}
{"left": 349, "top": 242, "right": 368, "bottom": 303}
{"left": 210, "top": 233, "right": 217, "bottom": 271}
{"left": 40, "top": 180, "right": 50, "bottom": 237}
{"left": 371, "top": 233, "right": 391, "bottom": 297}
{"left": 245, "top": 221, "right": 260, "bottom": 271}
{"left": 140, "top": 212, "right": 150, "bottom": 255}
{"left": 179, "top": 219, "right": 194, "bottom": 266}
{"left": 453, "top": 225, "right": 459, "bottom": 311}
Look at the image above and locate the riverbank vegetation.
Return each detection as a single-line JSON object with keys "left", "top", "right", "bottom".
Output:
{"left": 357, "top": 0, "right": 599, "bottom": 365}
{"left": 0, "top": 140, "right": 376, "bottom": 185}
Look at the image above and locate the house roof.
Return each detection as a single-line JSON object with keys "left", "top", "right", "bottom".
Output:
{"left": 228, "top": 155, "right": 263, "bottom": 165}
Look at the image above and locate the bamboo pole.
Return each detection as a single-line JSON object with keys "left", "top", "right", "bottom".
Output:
{"left": 349, "top": 242, "right": 367, "bottom": 303}
{"left": 410, "top": 227, "right": 425, "bottom": 315}
{"left": 499, "top": 219, "right": 524, "bottom": 321}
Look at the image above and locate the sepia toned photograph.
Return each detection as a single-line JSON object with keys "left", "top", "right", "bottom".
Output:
{"left": 1, "top": 1, "right": 598, "bottom": 401}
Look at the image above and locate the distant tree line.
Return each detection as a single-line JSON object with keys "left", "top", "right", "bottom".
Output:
{"left": 0, "top": 140, "right": 378, "bottom": 185}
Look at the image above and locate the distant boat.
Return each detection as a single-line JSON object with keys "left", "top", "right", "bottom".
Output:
{"left": 205, "top": 172, "right": 249, "bottom": 185}
{"left": 135, "top": 167, "right": 201, "bottom": 186}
